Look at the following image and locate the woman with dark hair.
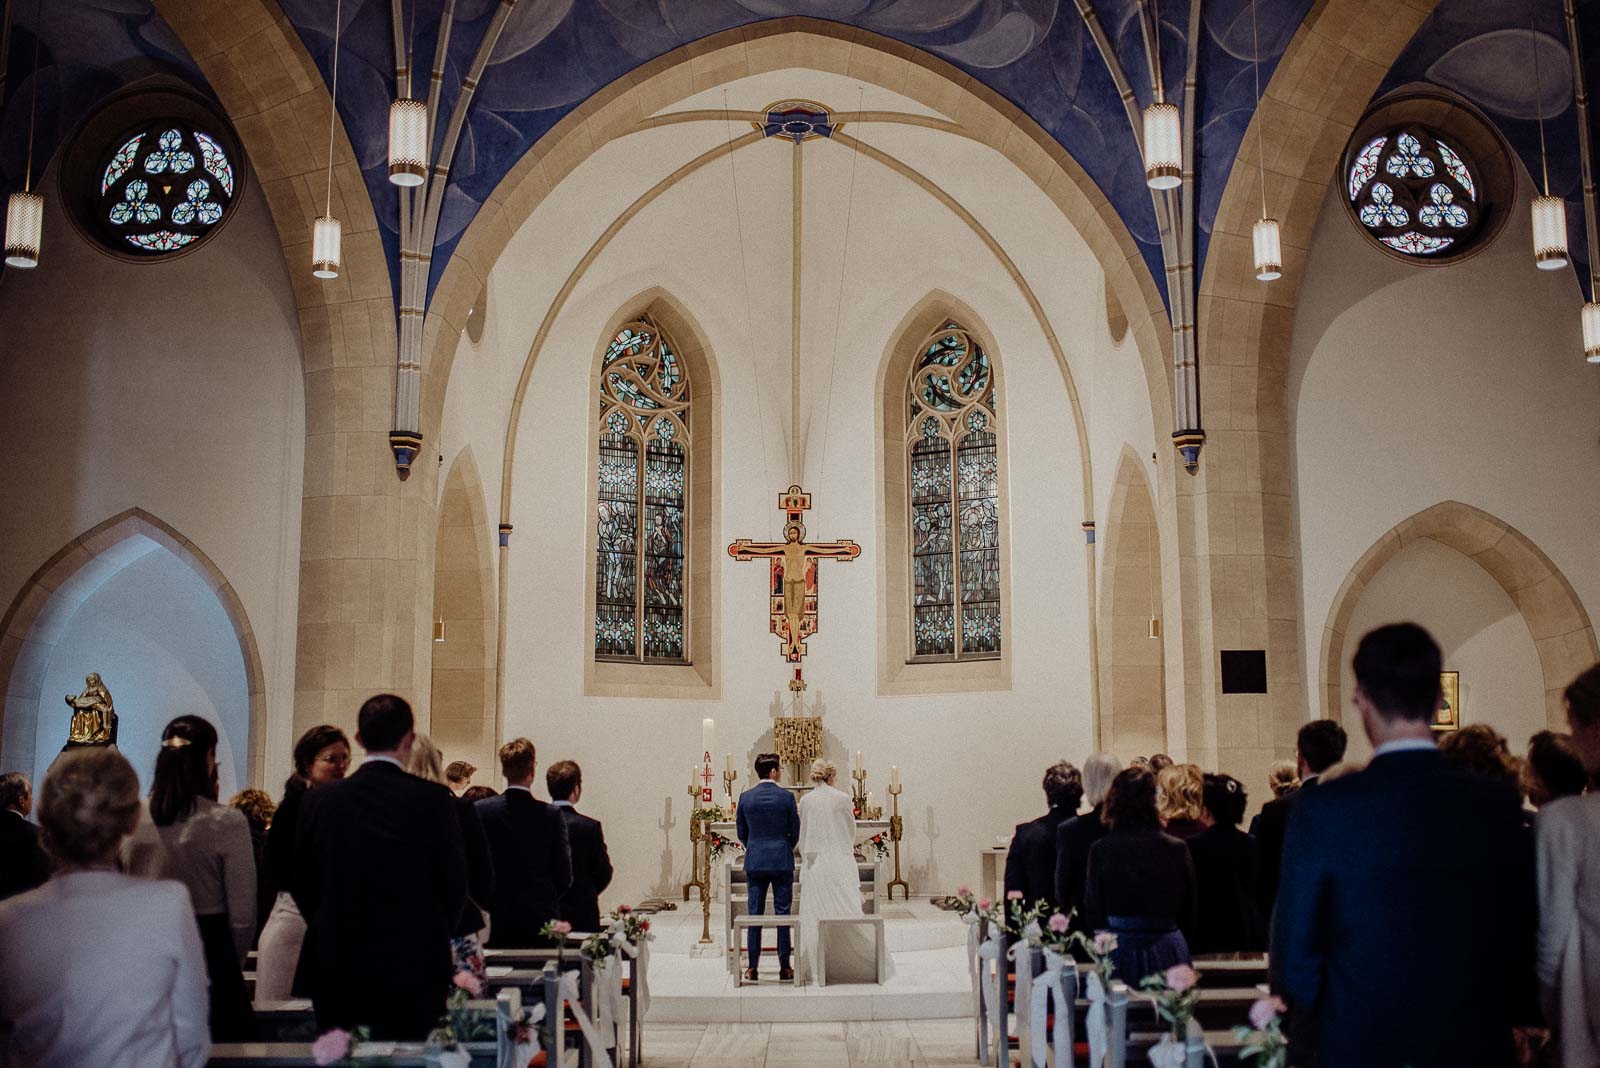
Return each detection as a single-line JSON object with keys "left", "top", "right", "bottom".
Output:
{"left": 1524, "top": 730, "right": 1587, "bottom": 809}
{"left": 1083, "top": 766, "right": 1197, "bottom": 983}
{"left": 148, "top": 714, "right": 256, "bottom": 1040}
{"left": 1186, "top": 774, "right": 1263, "bottom": 954}
{"left": 254, "top": 724, "right": 349, "bottom": 1005}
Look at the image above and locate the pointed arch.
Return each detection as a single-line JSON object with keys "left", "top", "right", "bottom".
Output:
{"left": 1319, "top": 501, "right": 1598, "bottom": 730}
{"left": 0, "top": 508, "right": 266, "bottom": 785}
{"left": 1098, "top": 447, "right": 1167, "bottom": 757}
{"left": 431, "top": 448, "right": 498, "bottom": 778}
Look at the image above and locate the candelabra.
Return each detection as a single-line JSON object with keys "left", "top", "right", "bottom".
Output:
{"left": 851, "top": 765, "right": 868, "bottom": 814}
{"left": 723, "top": 768, "right": 738, "bottom": 805}
{"left": 681, "top": 784, "right": 713, "bottom": 943}
{"left": 886, "top": 782, "right": 909, "bottom": 901}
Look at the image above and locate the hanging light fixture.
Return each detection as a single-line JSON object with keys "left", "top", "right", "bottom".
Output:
{"left": 1142, "top": 0, "right": 1181, "bottom": 189}
{"left": 387, "top": 97, "right": 427, "bottom": 186}
{"left": 5, "top": 6, "right": 44, "bottom": 269}
{"left": 1248, "top": 0, "right": 1280, "bottom": 280}
{"left": 312, "top": 0, "right": 344, "bottom": 278}
{"left": 1583, "top": 302, "right": 1600, "bottom": 362}
{"left": 1529, "top": 3, "right": 1569, "bottom": 269}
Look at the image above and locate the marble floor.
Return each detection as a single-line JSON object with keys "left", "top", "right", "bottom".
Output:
{"left": 637, "top": 1017, "right": 979, "bottom": 1067}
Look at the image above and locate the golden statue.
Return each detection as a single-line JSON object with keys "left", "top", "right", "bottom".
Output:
{"left": 65, "top": 673, "right": 116, "bottom": 745}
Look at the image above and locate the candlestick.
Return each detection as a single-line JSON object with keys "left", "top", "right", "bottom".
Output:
{"left": 886, "top": 781, "right": 908, "bottom": 901}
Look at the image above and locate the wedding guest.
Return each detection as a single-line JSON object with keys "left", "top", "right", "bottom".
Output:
{"left": 1272, "top": 623, "right": 1535, "bottom": 1067}
{"left": 1536, "top": 664, "right": 1600, "bottom": 1068}
{"left": 229, "top": 788, "right": 275, "bottom": 939}
{"left": 1156, "top": 764, "right": 1208, "bottom": 840}
{"left": 148, "top": 715, "right": 256, "bottom": 1041}
{"left": 1187, "top": 774, "right": 1262, "bottom": 953}
{"left": 1148, "top": 753, "right": 1174, "bottom": 773}
{"left": 1054, "top": 753, "right": 1120, "bottom": 918}
{"left": 1248, "top": 761, "right": 1299, "bottom": 837}
{"left": 1525, "top": 729, "right": 1587, "bottom": 808}
{"left": 0, "top": 772, "right": 49, "bottom": 900}
{"left": 0, "top": 749, "right": 209, "bottom": 1068}
{"left": 462, "top": 785, "right": 498, "bottom": 803}
{"left": 255, "top": 725, "right": 348, "bottom": 1005}
{"left": 1005, "top": 761, "right": 1081, "bottom": 913}
{"left": 292, "top": 694, "right": 467, "bottom": 1039}
{"left": 1254, "top": 718, "right": 1346, "bottom": 915}
{"left": 446, "top": 760, "right": 477, "bottom": 796}
{"left": 1083, "top": 766, "right": 1196, "bottom": 981}
{"left": 547, "top": 760, "right": 613, "bottom": 933}
{"left": 475, "top": 738, "right": 572, "bottom": 947}
{"left": 407, "top": 735, "right": 495, "bottom": 979}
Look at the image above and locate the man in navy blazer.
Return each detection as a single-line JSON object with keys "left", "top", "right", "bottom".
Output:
{"left": 736, "top": 752, "right": 799, "bottom": 981}
{"left": 1271, "top": 623, "right": 1536, "bottom": 1067}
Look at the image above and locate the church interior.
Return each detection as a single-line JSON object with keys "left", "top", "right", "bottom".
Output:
{"left": 2, "top": 0, "right": 1599, "bottom": 1065}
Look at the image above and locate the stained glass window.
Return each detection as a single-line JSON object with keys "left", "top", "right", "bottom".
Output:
{"left": 1347, "top": 126, "right": 1481, "bottom": 260}
{"left": 594, "top": 316, "right": 691, "bottom": 663}
{"left": 906, "top": 322, "right": 1002, "bottom": 660}
{"left": 94, "top": 122, "right": 235, "bottom": 256}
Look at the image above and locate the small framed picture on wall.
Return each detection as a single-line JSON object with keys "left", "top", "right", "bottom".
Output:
{"left": 1434, "top": 671, "right": 1460, "bottom": 732}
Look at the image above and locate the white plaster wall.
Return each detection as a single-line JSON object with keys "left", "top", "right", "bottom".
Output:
{"left": 434, "top": 69, "right": 1163, "bottom": 907}
{"left": 34, "top": 545, "right": 251, "bottom": 796}
{"left": 1292, "top": 177, "right": 1600, "bottom": 717}
{"left": 1337, "top": 538, "right": 1544, "bottom": 763}
{"left": 0, "top": 158, "right": 304, "bottom": 787}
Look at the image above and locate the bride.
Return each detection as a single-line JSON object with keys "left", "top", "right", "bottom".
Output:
{"left": 797, "top": 759, "right": 894, "bottom": 984}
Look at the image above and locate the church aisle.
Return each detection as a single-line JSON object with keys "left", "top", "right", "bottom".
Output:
{"left": 639, "top": 1017, "right": 977, "bottom": 1067}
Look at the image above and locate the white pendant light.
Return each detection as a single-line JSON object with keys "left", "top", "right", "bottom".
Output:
{"left": 1583, "top": 302, "right": 1600, "bottom": 363}
{"left": 5, "top": 191, "right": 42, "bottom": 268}
{"left": 387, "top": 97, "right": 427, "bottom": 187}
{"left": 1253, "top": 218, "right": 1282, "bottom": 281}
{"left": 1532, "top": 194, "right": 1568, "bottom": 270}
{"left": 1143, "top": 102, "right": 1182, "bottom": 190}
{"left": 312, "top": 0, "right": 344, "bottom": 279}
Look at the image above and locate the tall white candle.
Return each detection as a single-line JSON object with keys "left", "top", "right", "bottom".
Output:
{"left": 702, "top": 718, "right": 715, "bottom": 760}
{"left": 854, "top": 750, "right": 863, "bottom": 773}
{"left": 891, "top": 765, "right": 900, "bottom": 789}
{"left": 725, "top": 753, "right": 733, "bottom": 776}
{"left": 690, "top": 765, "right": 697, "bottom": 790}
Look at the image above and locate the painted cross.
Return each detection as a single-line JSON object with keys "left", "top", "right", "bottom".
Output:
{"left": 728, "top": 485, "right": 860, "bottom": 664}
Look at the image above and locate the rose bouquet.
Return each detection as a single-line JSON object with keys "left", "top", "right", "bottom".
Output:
{"left": 1232, "top": 996, "right": 1290, "bottom": 1068}
{"left": 1139, "top": 964, "right": 1202, "bottom": 1067}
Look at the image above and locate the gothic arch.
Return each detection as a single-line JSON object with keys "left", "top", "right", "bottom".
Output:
{"left": 0, "top": 507, "right": 267, "bottom": 785}
{"left": 1099, "top": 447, "right": 1167, "bottom": 758}
{"left": 430, "top": 448, "right": 498, "bottom": 779}
{"left": 1319, "top": 501, "right": 1598, "bottom": 729}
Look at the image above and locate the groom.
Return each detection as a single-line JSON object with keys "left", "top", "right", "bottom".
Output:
{"left": 736, "top": 752, "right": 800, "bottom": 982}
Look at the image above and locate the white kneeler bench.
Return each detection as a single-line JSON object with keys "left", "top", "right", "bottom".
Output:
{"left": 815, "top": 916, "right": 887, "bottom": 987}
{"left": 732, "top": 915, "right": 800, "bottom": 986}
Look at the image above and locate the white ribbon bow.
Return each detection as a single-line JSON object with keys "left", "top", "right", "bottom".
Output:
{"left": 1026, "top": 949, "right": 1073, "bottom": 1068}
{"left": 1086, "top": 970, "right": 1109, "bottom": 1068}
{"left": 975, "top": 929, "right": 1005, "bottom": 1065}
{"left": 558, "top": 971, "right": 616, "bottom": 1068}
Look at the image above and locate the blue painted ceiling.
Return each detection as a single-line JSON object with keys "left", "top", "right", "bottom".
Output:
{"left": 4, "top": 0, "right": 1597, "bottom": 304}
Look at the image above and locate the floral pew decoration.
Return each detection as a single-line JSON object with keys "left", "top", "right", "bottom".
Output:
{"left": 1233, "top": 995, "right": 1289, "bottom": 1068}
{"left": 1139, "top": 963, "right": 1202, "bottom": 1068}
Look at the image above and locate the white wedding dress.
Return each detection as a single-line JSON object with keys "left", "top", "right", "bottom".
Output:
{"left": 796, "top": 781, "right": 894, "bottom": 984}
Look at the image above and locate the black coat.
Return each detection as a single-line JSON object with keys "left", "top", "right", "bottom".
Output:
{"left": 291, "top": 761, "right": 466, "bottom": 1040}
{"left": 554, "top": 805, "right": 613, "bottom": 933}
{"left": 0, "top": 810, "right": 49, "bottom": 901}
{"left": 1186, "top": 823, "right": 1263, "bottom": 954}
{"left": 474, "top": 788, "right": 572, "bottom": 947}
{"left": 1082, "top": 826, "right": 1197, "bottom": 936}
{"left": 1053, "top": 807, "right": 1107, "bottom": 920}
{"left": 1004, "top": 807, "right": 1074, "bottom": 913}
{"left": 1271, "top": 749, "right": 1536, "bottom": 1067}
{"left": 453, "top": 794, "right": 495, "bottom": 938}
{"left": 1252, "top": 782, "right": 1302, "bottom": 918}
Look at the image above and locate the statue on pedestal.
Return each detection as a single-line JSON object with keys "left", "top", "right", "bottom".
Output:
{"left": 64, "top": 673, "right": 117, "bottom": 747}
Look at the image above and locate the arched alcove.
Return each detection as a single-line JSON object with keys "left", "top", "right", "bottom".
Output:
{"left": 0, "top": 508, "right": 265, "bottom": 791}
{"left": 430, "top": 449, "right": 497, "bottom": 778}
{"left": 1319, "top": 500, "right": 1597, "bottom": 731}
{"left": 1098, "top": 448, "right": 1166, "bottom": 757}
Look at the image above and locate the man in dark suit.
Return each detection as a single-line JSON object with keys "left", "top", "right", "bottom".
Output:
{"left": 475, "top": 737, "right": 572, "bottom": 947}
{"left": 1253, "top": 718, "right": 1345, "bottom": 916}
{"left": 291, "top": 694, "right": 467, "bottom": 1039}
{"left": 1005, "top": 761, "right": 1081, "bottom": 914}
{"left": 546, "top": 759, "right": 612, "bottom": 933}
{"left": 0, "top": 773, "right": 49, "bottom": 900}
{"left": 1271, "top": 623, "right": 1536, "bottom": 1067}
{"left": 736, "top": 752, "right": 799, "bottom": 982}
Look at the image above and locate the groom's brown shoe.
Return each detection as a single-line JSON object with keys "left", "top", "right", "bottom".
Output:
{"left": 779, "top": 967, "right": 795, "bottom": 982}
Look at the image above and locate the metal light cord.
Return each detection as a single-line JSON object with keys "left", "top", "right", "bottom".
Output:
{"left": 324, "top": 0, "right": 342, "bottom": 215}
{"left": 1532, "top": 0, "right": 1551, "bottom": 194}
{"left": 1251, "top": 0, "right": 1267, "bottom": 216}
{"left": 23, "top": 0, "right": 40, "bottom": 193}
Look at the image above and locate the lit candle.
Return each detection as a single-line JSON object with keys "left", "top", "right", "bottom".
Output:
{"left": 891, "top": 765, "right": 900, "bottom": 789}
{"left": 702, "top": 718, "right": 715, "bottom": 760}
{"left": 854, "top": 750, "right": 863, "bottom": 773}
{"left": 867, "top": 791, "right": 874, "bottom": 811}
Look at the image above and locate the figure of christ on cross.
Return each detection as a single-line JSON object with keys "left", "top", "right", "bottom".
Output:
{"left": 728, "top": 485, "right": 860, "bottom": 664}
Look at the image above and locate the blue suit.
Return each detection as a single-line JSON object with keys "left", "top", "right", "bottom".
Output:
{"left": 736, "top": 780, "right": 800, "bottom": 973}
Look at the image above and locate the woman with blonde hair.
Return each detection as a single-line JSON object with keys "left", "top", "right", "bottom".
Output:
{"left": 795, "top": 758, "right": 893, "bottom": 984}
{"left": 1156, "top": 763, "right": 1208, "bottom": 840}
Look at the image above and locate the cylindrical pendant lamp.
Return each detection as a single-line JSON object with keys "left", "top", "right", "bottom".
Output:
{"left": 1253, "top": 217, "right": 1282, "bottom": 281}
{"left": 1532, "top": 195, "right": 1568, "bottom": 270}
{"left": 312, "top": 215, "right": 343, "bottom": 279}
{"left": 5, "top": 191, "right": 43, "bottom": 269}
{"left": 1143, "top": 102, "right": 1182, "bottom": 189}
{"left": 1583, "top": 302, "right": 1600, "bottom": 363}
{"left": 387, "top": 98, "right": 427, "bottom": 187}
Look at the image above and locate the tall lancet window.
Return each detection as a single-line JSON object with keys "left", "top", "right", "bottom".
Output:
{"left": 906, "top": 321, "right": 1002, "bottom": 660}
{"left": 595, "top": 316, "right": 690, "bottom": 663}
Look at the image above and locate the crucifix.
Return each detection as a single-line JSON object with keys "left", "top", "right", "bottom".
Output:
{"left": 728, "top": 485, "right": 859, "bottom": 667}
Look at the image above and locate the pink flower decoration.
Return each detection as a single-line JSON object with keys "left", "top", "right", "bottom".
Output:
{"left": 553, "top": 921, "right": 573, "bottom": 935}
{"left": 1047, "top": 913, "right": 1071, "bottom": 934}
{"left": 617, "top": 904, "right": 631, "bottom": 914}
{"left": 1164, "top": 964, "right": 1198, "bottom": 993}
{"left": 453, "top": 971, "right": 484, "bottom": 997}
{"left": 956, "top": 885, "right": 971, "bottom": 896}
{"left": 1249, "top": 996, "right": 1286, "bottom": 1030}
{"left": 1006, "top": 890, "right": 1024, "bottom": 901}
{"left": 311, "top": 1029, "right": 351, "bottom": 1066}
{"left": 977, "top": 898, "right": 992, "bottom": 911}
{"left": 1093, "top": 932, "right": 1117, "bottom": 954}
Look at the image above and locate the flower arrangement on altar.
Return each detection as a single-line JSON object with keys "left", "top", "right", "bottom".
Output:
{"left": 1233, "top": 995, "right": 1290, "bottom": 1068}
{"left": 707, "top": 828, "right": 742, "bottom": 861}
{"left": 691, "top": 804, "right": 726, "bottom": 823}
{"left": 866, "top": 832, "right": 890, "bottom": 861}
{"left": 1140, "top": 963, "right": 1202, "bottom": 1066}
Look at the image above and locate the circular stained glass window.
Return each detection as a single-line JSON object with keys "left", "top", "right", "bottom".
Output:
{"left": 95, "top": 124, "right": 235, "bottom": 254}
{"left": 1345, "top": 126, "right": 1483, "bottom": 260}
